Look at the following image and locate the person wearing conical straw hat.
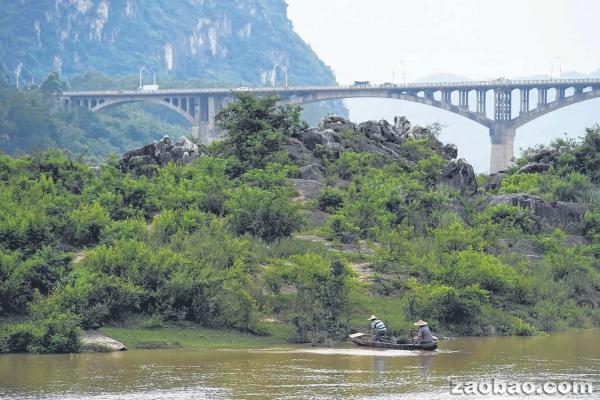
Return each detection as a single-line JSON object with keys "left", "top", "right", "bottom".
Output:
{"left": 413, "top": 319, "right": 435, "bottom": 345}
{"left": 368, "top": 315, "right": 387, "bottom": 342}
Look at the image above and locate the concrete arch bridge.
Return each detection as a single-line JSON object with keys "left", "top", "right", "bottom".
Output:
{"left": 61, "top": 78, "right": 600, "bottom": 172}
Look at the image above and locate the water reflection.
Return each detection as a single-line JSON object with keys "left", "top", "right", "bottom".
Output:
{"left": 0, "top": 329, "right": 597, "bottom": 399}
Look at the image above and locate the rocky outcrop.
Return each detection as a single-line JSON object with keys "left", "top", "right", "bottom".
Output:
{"left": 517, "top": 162, "right": 551, "bottom": 174}
{"left": 481, "top": 193, "right": 588, "bottom": 231}
{"left": 299, "top": 163, "right": 325, "bottom": 181}
{"left": 286, "top": 116, "right": 459, "bottom": 171}
{"left": 120, "top": 135, "right": 201, "bottom": 175}
{"left": 485, "top": 170, "right": 509, "bottom": 191}
{"left": 441, "top": 158, "right": 478, "bottom": 195}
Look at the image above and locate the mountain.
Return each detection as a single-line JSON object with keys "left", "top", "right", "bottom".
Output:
{"left": 0, "top": 0, "right": 347, "bottom": 153}
{"left": 0, "top": 0, "right": 336, "bottom": 88}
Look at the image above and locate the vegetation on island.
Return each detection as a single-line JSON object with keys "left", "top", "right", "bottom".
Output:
{"left": 0, "top": 92, "right": 598, "bottom": 354}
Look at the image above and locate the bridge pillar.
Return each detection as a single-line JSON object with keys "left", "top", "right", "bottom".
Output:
{"left": 459, "top": 90, "right": 469, "bottom": 108}
{"left": 538, "top": 88, "right": 548, "bottom": 106}
{"left": 206, "top": 96, "right": 219, "bottom": 141}
{"left": 489, "top": 123, "right": 516, "bottom": 173}
{"left": 442, "top": 90, "right": 452, "bottom": 104}
{"left": 520, "top": 89, "right": 529, "bottom": 114}
{"left": 192, "top": 96, "right": 202, "bottom": 142}
{"left": 477, "top": 90, "right": 486, "bottom": 114}
{"left": 494, "top": 89, "right": 512, "bottom": 121}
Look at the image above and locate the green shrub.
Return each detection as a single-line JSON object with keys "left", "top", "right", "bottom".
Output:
{"left": 66, "top": 203, "right": 111, "bottom": 246}
{"left": 317, "top": 186, "right": 345, "bottom": 212}
{"left": 0, "top": 312, "right": 81, "bottom": 354}
{"left": 141, "top": 314, "right": 165, "bottom": 329}
{"left": 226, "top": 186, "right": 303, "bottom": 241}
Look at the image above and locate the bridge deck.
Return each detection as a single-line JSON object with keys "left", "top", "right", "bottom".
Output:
{"left": 63, "top": 78, "right": 600, "bottom": 97}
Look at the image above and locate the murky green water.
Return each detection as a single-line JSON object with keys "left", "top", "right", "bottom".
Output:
{"left": 0, "top": 330, "right": 598, "bottom": 399}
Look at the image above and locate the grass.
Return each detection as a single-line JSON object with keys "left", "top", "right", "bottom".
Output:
{"left": 100, "top": 320, "right": 294, "bottom": 350}
{"left": 347, "top": 290, "right": 412, "bottom": 335}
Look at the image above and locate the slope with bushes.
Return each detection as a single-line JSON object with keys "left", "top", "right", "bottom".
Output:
{"left": 0, "top": 93, "right": 598, "bottom": 353}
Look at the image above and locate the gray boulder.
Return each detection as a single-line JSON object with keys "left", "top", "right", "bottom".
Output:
{"left": 484, "top": 193, "right": 588, "bottom": 231}
{"left": 517, "top": 162, "right": 551, "bottom": 174}
{"left": 443, "top": 144, "right": 458, "bottom": 160}
{"left": 299, "top": 163, "right": 325, "bottom": 181}
{"left": 393, "top": 116, "right": 412, "bottom": 138}
{"left": 299, "top": 128, "right": 343, "bottom": 156}
{"left": 357, "top": 120, "right": 403, "bottom": 144}
{"left": 485, "top": 170, "right": 508, "bottom": 191}
{"left": 322, "top": 116, "right": 356, "bottom": 133}
{"left": 528, "top": 148, "right": 556, "bottom": 164}
{"left": 441, "top": 158, "right": 478, "bottom": 195}
{"left": 120, "top": 135, "right": 201, "bottom": 175}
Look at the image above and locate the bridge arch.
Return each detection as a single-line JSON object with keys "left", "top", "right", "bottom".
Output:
{"left": 283, "top": 91, "right": 494, "bottom": 129}
{"left": 91, "top": 98, "right": 195, "bottom": 125}
{"left": 510, "top": 88, "right": 600, "bottom": 128}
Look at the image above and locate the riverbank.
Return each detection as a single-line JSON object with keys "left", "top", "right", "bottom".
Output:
{"left": 100, "top": 321, "right": 294, "bottom": 350}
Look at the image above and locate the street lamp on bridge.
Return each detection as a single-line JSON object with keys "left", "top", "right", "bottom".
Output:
{"left": 139, "top": 66, "right": 158, "bottom": 92}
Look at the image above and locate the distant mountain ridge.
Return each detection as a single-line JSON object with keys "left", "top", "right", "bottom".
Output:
{"left": 0, "top": 0, "right": 337, "bottom": 88}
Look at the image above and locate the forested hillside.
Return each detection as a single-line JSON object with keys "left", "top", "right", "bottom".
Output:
{"left": 0, "top": 93, "right": 598, "bottom": 353}
{"left": 0, "top": 0, "right": 346, "bottom": 156}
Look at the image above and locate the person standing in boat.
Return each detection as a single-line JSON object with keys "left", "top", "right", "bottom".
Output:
{"left": 368, "top": 315, "right": 387, "bottom": 341}
{"left": 413, "top": 319, "right": 436, "bottom": 344}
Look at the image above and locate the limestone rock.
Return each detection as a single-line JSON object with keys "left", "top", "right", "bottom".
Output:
{"left": 441, "top": 158, "right": 478, "bottom": 195}
{"left": 322, "top": 115, "right": 356, "bottom": 133}
{"left": 81, "top": 330, "right": 127, "bottom": 352}
{"left": 517, "top": 162, "right": 551, "bottom": 174}
{"left": 299, "top": 163, "right": 325, "bottom": 181}
{"left": 485, "top": 170, "right": 508, "bottom": 191}
{"left": 483, "top": 193, "right": 588, "bottom": 231}
{"left": 120, "top": 135, "right": 201, "bottom": 175}
{"left": 443, "top": 144, "right": 458, "bottom": 160}
{"left": 288, "top": 178, "right": 324, "bottom": 202}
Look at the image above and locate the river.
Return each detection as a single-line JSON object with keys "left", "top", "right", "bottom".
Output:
{"left": 1, "top": 329, "right": 598, "bottom": 399}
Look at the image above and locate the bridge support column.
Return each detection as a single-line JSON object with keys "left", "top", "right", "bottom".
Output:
{"left": 206, "top": 96, "right": 220, "bottom": 141}
{"left": 192, "top": 96, "right": 202, "bottom": 142}
{"left": 477, "top": 90, "right": 486, "bottom": 114}
{"left": 489, "top": 123, "right": 516, "bottom": 173}
{"left": 494, "top": 89, "right": 512, "bottom": 121}
{"left": 520, "top": 89, "right": 529, "bottom": 114}
{"left": 442, "top": 90, "right": 452, "bottom": 104}
{"left": 459, "top": 90, "right": 469, "bottom": 108}
{"left": 538, "top": 88, "right": 548, "bottom": 106}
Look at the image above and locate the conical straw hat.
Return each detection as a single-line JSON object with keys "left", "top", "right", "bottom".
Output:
{"left": 368, "top": 315, "right": 377, "bottom": 320}
{"left": 414, "top": 319, "right": 428, "bottom": 326}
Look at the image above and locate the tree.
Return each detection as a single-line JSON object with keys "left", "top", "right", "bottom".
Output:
{"left": 215, "top": 93, "right": 306, "bottom": 175}
{"left": 225, "top": 186, "right": 304, "bottom": 241}
{"left": 0, "top": 62, "right": 8, "bottom": 91}
{"left": 40, "top": 72, "right": 68, "bottom": 96}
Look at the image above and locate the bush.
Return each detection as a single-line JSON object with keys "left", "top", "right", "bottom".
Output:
{"left": 66, "top": 203, "right": 111, "bottom": 246}
{"left": 0, "top": 312, "right": 81, "bottom": 354}
{"left": 317, "top": 186, "right": 344, "bottom": 212}
{"left": 226, "top": 186, "right": 303, "bottom": 241}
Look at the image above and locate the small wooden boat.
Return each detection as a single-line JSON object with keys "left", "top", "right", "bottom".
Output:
{"left": 349, "top": 332, "right": 437, "bottom": 351}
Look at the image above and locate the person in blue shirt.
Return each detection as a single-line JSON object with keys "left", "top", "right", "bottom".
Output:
{"left": 368, "top": 315, "right": 387, "bottom": 341}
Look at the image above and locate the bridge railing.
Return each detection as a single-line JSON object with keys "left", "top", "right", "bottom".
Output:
{"left": 62, "top": 78, "right": 600, "bottom": 97}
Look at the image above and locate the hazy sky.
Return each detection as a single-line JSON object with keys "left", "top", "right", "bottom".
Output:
{"left": 287, "top": 0, "right": 600, "bottom": 83}
{"left": 286, "top": 0, "right": 600, "bottom": 172}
